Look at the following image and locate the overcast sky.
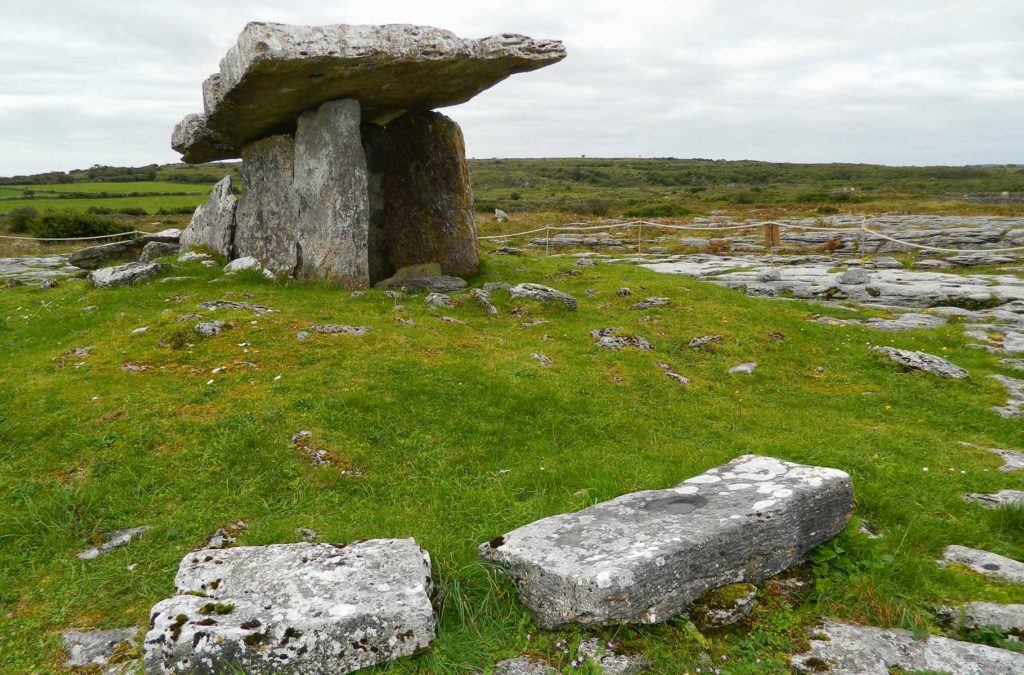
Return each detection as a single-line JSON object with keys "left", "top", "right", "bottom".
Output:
{"left": 1, "top": 0, "right": 1021, "bottom": 175}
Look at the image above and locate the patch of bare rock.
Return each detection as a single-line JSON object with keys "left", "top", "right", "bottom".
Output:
{"left": 870, "top": 346, "right": 969, "bottom": 378}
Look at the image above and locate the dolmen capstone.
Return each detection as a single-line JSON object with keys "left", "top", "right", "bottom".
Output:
{"left": 480, "top": 455, "right": 853, "bottom": 628}
{"left": 144, "top": 538, "right": 435, "bottom": 673}
{"left": 174, "top": 23, "right": 565, "bottom": 288}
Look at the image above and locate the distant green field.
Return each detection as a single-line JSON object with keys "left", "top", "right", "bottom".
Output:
{"left": 12, "top": 181, "right": 210, "bottom": 195}
{"left": 0, "top": 195, "right": 205, "bottom": 216}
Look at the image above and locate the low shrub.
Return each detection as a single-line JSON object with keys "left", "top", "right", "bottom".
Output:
{"left": 4, "top": 207, "right": 38, "bottom": 233}
{"left": 27, "top": 211, "right": 132, "bottom": 239}
{"left": 624, "top": 203, "right": 693, "bottom": 218}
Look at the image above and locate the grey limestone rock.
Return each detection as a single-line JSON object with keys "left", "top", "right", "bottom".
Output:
{"left": 309, "top": 324, "right": 371, "bottom": 336}
{"left": 577, "top": 638, "right": 650, "bottom": 674}
{"left": 139, "top": 241, "right": 179, "bottom": 264}
{"left": 729, "top": 362, "right": 757, "bottom": 375}
{"left": 197, "top": 299, "right": 277, "bottom": 315}
{"left": 509, "top": 283, "right": 577, "bottom": 310}
{"left": 143, "top": 539, "right": 435, "bottom": 674}
{"left": 63, "top": 627, "right": 138, "bottom": 672}
{"left": 179, "top": 175, "right": 237, "bottom": 257}
{"left": 939, "top": 544, "right": 1024, "bottom": 584}
{"left": 470, "top": 288, "right": 498, "bottom": 314}
{"left": 194, "top": 320, "right": 226, "bottom": 337}
{"left": 791, "top": 619, "right": 1024, "bottom": 674}
{"left": 938, "top": 601, "right": 1024, "bottom": 636}
{"left": 688, "top": 583, "right": 757, "bottom": 629}
{"left": 173, "top": 23, "right": 566, "bottom": 162}
{"left": 959, "top": 442, "right": 1024, "bottom": 472}
{"left": 425, "top": 292, "right": 455, "bottom": 308}
{"left": 991, "top": 374, "right": 1024, "bottom": 417}
{"left": 77, "top": 526, "right": 150, "bottom": 560}
{"left": 688, "top": 335, "right": 721, "bottom": 348}
{"left": 88, "top": 263, "right": 162, "bottom": 288}
{"left": 964, "top": 489, "right": 1024, "bottom": 508}
{"left": 224, "top": 255, "right": 273, "bottom": 278}
{"left": 70, "top": 239, "right": 147, "bottom": 270}
{"left": 479, "top": 455, "right": 852, "bottom": 628}
{"left": 631, "top": 297, "right": 670, "bottom": 310}
{"left": 836, "top": 268, "right": 871, "bottom": 285}
{"left": 494, "top": 656, "right": 556, "bottom": 674}
{"left": 531, "top": 352, "right": 552, "bottom": 366}
{"left": 591, "top": 328, "right": 654, "bottom": 351}
{"left": 871, "top": 346, "right": 969, "bottom": 379}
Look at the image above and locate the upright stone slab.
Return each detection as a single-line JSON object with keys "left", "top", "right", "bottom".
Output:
{"left": 144, "top": 539, "right": 435, "bottom": 674}
{"left": 382, "top": 110, "right": 479, "bottom": 278}
{"left": 361, "top": 122, "right": 392, "bottom": 283}
{"left": 293, "top": 99, "right": 369, "bottom": 286}
{"left": 480, "top": 455, "right": 853, "bottom": 628}
{"left": 233, "top": 134, "right": 299, "bottom": 275}
{"left": 179, "top": 175, "right": 237, "bottom": 257}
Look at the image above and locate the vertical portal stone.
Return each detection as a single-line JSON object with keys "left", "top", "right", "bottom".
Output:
{"left": 361, "top": 122, "right": 392, "bottom": 284}
{"left": 293, "top": 99, "right": 370, "bottom": 287}
{"left": 179, "top": 175, "right": 237, "bottom": 257}
{"left": 233, "top": 134, "right": 299, "bottom": 275}
{"left": 382, "top": 110, "right": 479, "bottom": 278}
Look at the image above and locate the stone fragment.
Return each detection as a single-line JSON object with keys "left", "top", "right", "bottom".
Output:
{"left": 194, "top": 320, "right": 226, "bottom": 337}
{"left": 688, "top": 583, "right": 757, "bottom": 629}
{"left": 729, "top": 362, "right": 757, "bottom": 375}
{"left": 375, "top": 263, "right": 467, "bottom": 293}
{"left": 143, "top": 540, "right": 435, "bottom": 674}
{"left": 224, "top": 255, "right": 273, "bottom": 278}
{"left": 174, "top": 23, "right": 566, "bottom": 162}
{"left": 382, "top": 110, "right": 478, "bottom": 277}
{"left": 438, "top": 316, "right": 465, "bottom": 325}
{"left": 492, "top": 246, "right": 522, "bottom": 256}
{"left": 814, "top": 313, "right": 947, "bottom": 331}
{"left": 178, "top": 251, "right": 212, "bottom": 263}
{"left": 426, "top": 292, "right": 455, "bottom": 308}
{"left": 88, "top": 263, "right": 162, "bottom": 288}
{"left": 939, "top": 545, "right": 1024, "bottom": 584}
{"left": 77, "top": 526, "right": 150, "bottom": 560}
{"left": 531, "top": 353, "right": 552, "bottom": 366}
{"left": 494, "top": 656, "right": 556, "bottom": 674}
{"left": 616, "top": 287, "right": 632, "bottom": 297}
{"left": 632, "top": 297, "right": 670, "bottom": 310}
{"left": 991, "top": 374, "right": 1024, "bottom": 417}
{"left": 509, "top": 283, "right": 577, "bottom": 309}
{"left": 309, "top": 324, "right": 371, "bottom": 336}
{"left": 791, "top": 619, "right": 1023, "bottom": 675}
{"left": 871, "top": 346, "right": 969, "bottom": 379}
{"left": 470, "top": 288, "right": 498, "bottom": 314}
{"left": 575, "top": 258, "right": 597, "bottom": 267}
{"left": 836, "top": 268, "right": 870, "bottom": 285}
{"left": 999, "top": 357, "right": 1024, "bottom": 371}
{"left": 688, "top": 335, "right": 721, "bottom": 348}
{"left": 39, "top": 278, "right": 57, "bottom": 289}
{"left": 484, "top": 281, "right": 511, "bottom": 293}
{"left": 495, "top": 209, "right": 509, "bottom": 222}
{"left": 591, "top": 328, "right": 654, "bottom": 351}
{"left": 178, "top": 175, "right": 237, "bottom": 257}
{"left": 577, "top": 638, "right": 650, "bottom": 674}
{"left": 139, "top": 241, "right": 179, "bottom": 264}
{"left": 70, "top": 239, "right": 146, "bottom": 270}
{"left": 937, "top": 601, "right": 1024, "bottom": 636}
{"left": 964, "top": 489, "right": 1024, "bottom": 508}
{"left": 479, "top": 455, "right": 852, "bottom": 628}
{"left": 204, "top": 521, "right": 248, "bottom": 549}
{"left": 197, "top": 299, "right": 277, "bottom": 315}
{"left": 63, "top": 628, "right": 138, "bottom": 672}
{"left": 297, "top": 527, "right": 320, "bottom": 541}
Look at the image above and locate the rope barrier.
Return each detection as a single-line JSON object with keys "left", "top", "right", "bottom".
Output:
{"left": 0, "top": 230, "right": 144, "bottom": 242}
{"left": 858, "top": 226, "right": 1024, "bottom": 253}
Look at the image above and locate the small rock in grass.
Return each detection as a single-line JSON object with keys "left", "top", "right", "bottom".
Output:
{"left": 991, "top": 374, "right": 1024, "bottom": 417}
{"left": 297, "top": 527, "right": 320, "bottom": 541}
{"left": 197, "top": 299, "right": 277, "bottom": 315}
{"left": 439, "top": 316, "right": 465, "bottom": 324}
{"left": 63, "top": 628, "right": 138, "bottom": 671}
{"left": 729, "top": 362, "right": 757, "bottom": 375}
{"left": 492, "top": 246, "right": 522, "bottom": 256}
{"left": 939, "top": 545, "right": 1024, "bottom": 584}
{"left": 483, "top": 281, "right": 511, "bottom": 293}
{"left": 194, "top": 320, "right": 226, "bottom": 337}
{"left": 616, "top": 287, "right": 632, "bottom": 297}
{"left": 131, "top": 326, "right": 149, "bottom": 335}
{"left": 665, "top": 371, "right": 690, "bottom": 385}
{"left": 871, "top": 346, "right": 969, "bottom": 379}
{"left": 578, "top": 638, "right": 650, "bottom": 673}
{"left": 493, "top": 656, "right": 555, "bottom": 674}
{"left": 521, "top": 319, "right": 548, "bottom": 327}
{"left": 178, "top": 251, "right": 211, "bottom": 263}
{"left": 688, "top": 335, "right": 721, "bottom": 348}
{"left": 768, "top": 331, "right": 785, "bottom": 341}
{"left": 937, "top": 601, "right": 1024, "bottom": 636}
{"left": 632, "top": 297, "right": 670, "bottom": 310}
{"left": 574, "top": 258, "right": 597, "bottom": 267}
{"left": 584, "top": 288, "right": 598, "bottom": 297}
{"left": 88, "top": 262, "right": 162, "bottom": 288}
{"left": 309, "top": 324, "right": 370, "bottom": 336}
{"left": 296, "top": 330, "right": 311, "bottom": 340}
{"left": 964, "top": 490, "right": 1024, "bottom": 508}
{"left": 224, "top": 256, "right": 273, "bottom": 278}
{"left": 469, "top": 288, "right": 497, "bottom": 314}
{"left": 201, "top": 259, "right": 219, "bottom": 268}
{"left": 39, "top": 278, "right": 57, "bottom": 289}
{"left": 531, "top": 353, "right": 552, "bottom": 366}
{"left": 591, "top": 327, "right": 654, "bottom": 351}
{"left": 77, "top": 526, "right": 150, "bottom": 560}
{"left": 426, "top": 292, "right": 455, "bottom": 308}
{"left": 204, "top": 521, "right": 248, "bottom": 549}
{"left": 509, "top": 283, "right": 578, "bottom": 310}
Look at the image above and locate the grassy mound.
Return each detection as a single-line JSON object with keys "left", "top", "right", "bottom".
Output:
{"left": 0, "top": 253, "right": 1021, "bottom": 671}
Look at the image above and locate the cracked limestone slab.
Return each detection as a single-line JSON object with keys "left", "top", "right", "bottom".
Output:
{"left": 964, "top": 489, "right": 1024, "bottom": 508}
{"left": 479, "top": 455, "right": 852, "bottom": 628}
{"left": 174, "top": 23, "right": 566, "bottom": 162}
{"left": 939, "top": 545, "right": 1024, "bottom": 584}
{"left": 991, "top": 374, "right": 1024, "bottom": 417}
{"left": 144, "top": 539, "right": 435, "bottom": 674}
{"left": 938, "top": 601, "right": 1024, "bottom": 635}
{"left": 871, "top": 346, "right": 969, "bottom": 379}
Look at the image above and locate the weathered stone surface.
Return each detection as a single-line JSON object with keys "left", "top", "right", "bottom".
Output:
{"left": 223, "top": 255, "right": 273, "bottom": 278}
{"left": 308, "top": 324, "right": 370, "bottom": 336}
{"left": 871, "top": 346, "right": 969, "bottom": 379}
{"left": 960, "top": 442, "right": 1024, "bottom": 472}
{"left": 69, "top": 239, "right": 146, "bottom": 270}
{"left": 88, "top": 263, "right": 162, "bottom": 288}
{"left": 143, "top": 539, "right": 435, "bottom": 674}
{"left": 376, "top": 265, "right": 468, "bottom": 293}
{"left": 992, "top": 374, "right": 1024, "bottom": 417}
{"left": 509, "top": 283, "right": 577, "bottom": 309}
{"left": 494, "top": 656, "right": 556, "bottom": 674}
{"left": 729, "top": 362, "right": 757, "bottom": 375}
{"left": 632, "top": 297, "right": 670, "bottom": 310}
{"left": 688, "top": 335, "right": 722, "bottom": 348}
{"left": 939, "top": 545, "right": 1024, "bottom": 584}
{"left": 139, "top": 241, "right": 179, "bottom": 264}
{"left": 938, "top": 601, "right": 1024, "bottom": 635}
{"left": 63, "top": 627, "right": 138, "bottom": 672}
{"left": 362, "top": 122, "right": 390, "bottom": 282}
{"left": 173, "top": 23, "right": 565, "bottom": 162}
{"left": 688, "top": 583, "right": 757, "bottom": 629}
{"left": 194, "top": 320, "right": 226, "bottom": 337}
{"left": 591, "top": 328, "right": 654, "bottom": 351}
{"left": 791, "top": 619, "right": 1024, "bottom": 674}
{"left": 233, "top": 134, "right": 300, "bottom": 275}
{"left": 965, "top": 489, "right": 1024, "bottom": 508}
{"left": 77, "top": 526, "right": 150, "bottom": 560}
{"left": 381, "top": 110, "right": 478, "bottom": 278}
{"left": 470, "top": 288, "right": 498, "bottom": 314}
{"left": 836, "top": 268, "right": 870, "bottom": 285}
{"left": 814, "top": 312, "right": 947, "bottom": 331}
{"left": 479, "top": 455, "right": 852, "bottom": 628}
{"left": 0, "top": 254, "right": 79, "bottom": 284}
{"left": 577, "top": 639, "right": 650, "bottom": 674}
{"left": 531, "top": 352, "right": 553, "bottom": 366}
{"left": 179, "top": 175, "right": 237, "bottom": 257}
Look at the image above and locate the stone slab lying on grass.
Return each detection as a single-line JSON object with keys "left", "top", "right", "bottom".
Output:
{"left": 964, "top": 489, "right": 1024, "bottom": 508}
{"left": 63, "top": 627, "right": 138, "bottom": 671}
{"left": 938, "top": 601, "right": 1024, "bottom": 635}
{"left": 139, "top": 241, "right": 179, "bottom": 264}
{"left": 814, "top": 313, "right": 947, "bottom": 331}
{"left": 870, "top": 346, "right": 969, "bottom": 379}
{"left": 939, "top": 545, "right": 1024, "bottom": 584}
{"left": 591, "top": 327, "right": 654, "bottom": 351}
{"left": 69, "top": 239, "right": 148, "bottom": 270}
{"left": 479, "top": 455, "right": 852, "bottom": 628}
{"left": 88, "top": 263, "right": 162, "bottom": 288}
{"left": 790, "top": 619, "right": 1024, "bottom": 674}
{"left": 509, "top": 283, "right": 578, "bottom": 310}
{"left": 144, "top": 539, "right": 435, "bottom": 674}
{"left": 76, "top": 526, "right": 150, "bottom": 560}
{"left": 197, "top": 299, "right": 277, "bottom": 315}
{"left": 960, "top": 442, "right": 1024, "bottom": 472}
{"left": 991, "top": 374, "right": 1024, "bottom": 417}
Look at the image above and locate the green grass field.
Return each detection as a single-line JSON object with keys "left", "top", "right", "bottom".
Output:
{"left": 1, "top": 252, "right": 1021, "bottom": 672}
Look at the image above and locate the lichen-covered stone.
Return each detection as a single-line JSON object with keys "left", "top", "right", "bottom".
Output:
{"left": 480, "top": 455, "right": 853, "bottom": 628}
{"left": 179, "top": 175, "right": 237, "bottom": 257}
{"left": 509, "top": 283, "right": 577, "bottom": 309}
{"left": 173, "top": 23, "right": 565, "bottom": 162}
{"left": 871, "top": 346, "right": 969, "bottom": 379}
{"left": 69, "top": 239, "right": 147, "bottom": 270}
{"left": 88, "top": 263, "right": 162, "bottom": 288}
{"left": 143, "top": 539, "right": 435, "bottom": 674}
{"left": 964, "top": 489, "right": 1024, "bottom": 508}
{"left": 938, "top": 601, "right": 1024, "bottom": 636}
{"left": 139, "top": 242, "right": 179, "bottom": 264}
{"left": 63, "top": 627, "right": 138, "bottom": 672}
{"left": 688, "top": 583, "right": 757, "bottom": 629}
{"left": 233, "top": 134, "right": 299, "bottom": 275}
{"left": 939, "top": 545, "right": 1024, "bottom": 584}
{"left": 382, "top": 110, "right": 478, "bottom": 278}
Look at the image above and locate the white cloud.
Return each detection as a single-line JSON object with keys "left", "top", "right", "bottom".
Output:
{"left": 0, "top": 0, "right": 1021, "bottom": 174}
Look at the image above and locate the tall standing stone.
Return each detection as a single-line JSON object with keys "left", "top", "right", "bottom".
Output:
{"left": 361, "top": 122, "right": 391, "bottom": 283}
{"left": 179, "top": 175, "right": 237, "bottom": 257}
{"left": 233, "top": 134, "right": 299, "bottom": 275}
{"left": 382, "top": 110, "right": 479, "bottom": 278}
{"left": 293, "top": 99, "right": 370, "bottom": 286}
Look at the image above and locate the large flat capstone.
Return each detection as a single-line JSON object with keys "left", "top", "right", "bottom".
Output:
{"left": 143, "top": 539, "right": 435, "bottom": 674}
{"left": 479, "top": 455, "right": 853, "bottom": 628}
{"left": 173, "top": 23, "right": 566, "bottom": 162}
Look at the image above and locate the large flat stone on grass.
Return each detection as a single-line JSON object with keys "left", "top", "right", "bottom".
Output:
{"left": 480, "top": 455, "right": 853, "bottom": 628}
{"left": 174, "top": 23, "right": 566, "bottom": 162}
{"left": 791, "top": 619, "right": 1023, "bottom": 674}
{"left": 144, "top": 539, "right": 434, "bottom": 674}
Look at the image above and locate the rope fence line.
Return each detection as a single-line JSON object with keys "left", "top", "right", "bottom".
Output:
{"left": 0, "top": 229, "right": 145, "bottom": 242}
{"left": 478, "top": 218, "right": 1024, "bottom": 254}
